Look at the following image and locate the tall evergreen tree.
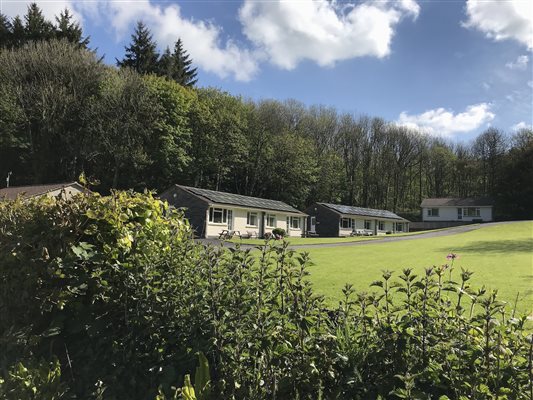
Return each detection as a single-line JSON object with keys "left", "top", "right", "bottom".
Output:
{"left": 117, "top": 21, "right": 159, "bottom": 75}
{"left": 10, "top": 16, "right": 25, "bottom": 48}
{"left": 24, "top": 3, "right": 54, "bottom": 42}
{"left": 0, "top": 14, "right": 11, "bottom": 48}
{"left": 55, "top": 8, "right": 89, "bottom": 48}
{"left": 167, "top": 38, "right": 198, "bottom": 87}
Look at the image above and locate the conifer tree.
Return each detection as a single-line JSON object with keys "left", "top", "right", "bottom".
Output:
{"left": 10, "top": 16, "right": 25, "bottom": 48}
{"left": 117, "top": 21, "right": 159, "bottom": 75}
{"left": 24, "top": 3, "right": 54, "bottom": 42}
{"left": 168, "top": 38, "right": 198, "bottom": 87}
{"left": 0, "top": 14, "right": 11, "bottom": 48}
{"left": 55, "top": 8, "right": 89, "bottom": 48}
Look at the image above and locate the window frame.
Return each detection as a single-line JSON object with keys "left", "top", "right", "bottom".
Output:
{"left": 340, "top": 217, "right": 352, "bottom": 229}
{"left": 378, "top": 221, "right": 385, "bottom": 231}
{"left": 463, "top": 207, "right": 480, "bottom": 217}
{"left": 427, "top": 208, "right": 439, "bottom": 217}
{"left": 290, "top": 216, "right": 301, "bottom": 229}
{"left": 246, "top": 211, "right": 258, "bottom": 227}
{"left": 209, "top": 207, "right": 228, "bottom": 224}
{"left": 266, "top": 213, "right": 276, "bottom": 228}
{"left": 364, "top": 220, "right": 372, "bottom": 230}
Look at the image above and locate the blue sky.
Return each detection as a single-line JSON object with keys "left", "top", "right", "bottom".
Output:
{"left": 2, "top": 0, "right": 532, "bottom": 141}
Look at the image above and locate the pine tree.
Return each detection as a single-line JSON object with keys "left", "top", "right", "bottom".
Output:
{"left": 168, "top": 38, "right": 198, "bottom": 87}
{"left": 158, "top": 46, "right": 173, "bottom": 77}
{"left": 117, "top": 21, "right": 159, "bottom": 75}
{"left": 10, "top": 16, "right": 25, "bottom": 48}
{"left": 0, "top": 14, "right": 11, "bottom": 48}
{"left": 24, "top": 3, "right": 54, "bottom": 42}
{"left": 55, "top": 8, "right": 89, "bottom": 48}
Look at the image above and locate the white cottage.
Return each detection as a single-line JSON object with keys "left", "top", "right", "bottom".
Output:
{"left": 160, "top": 185, "right": 307, "bottom": 238}
{"left": 421, "top": 198, "right": 494, "bottom": 222}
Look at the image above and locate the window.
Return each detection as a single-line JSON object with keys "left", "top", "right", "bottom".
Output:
{"left": 340, "top": 218, "right": 352, "bottom": 229}
{"left": 427, "top": 208, "right": 439, "bottom": 217}
{"left": 364, "top": 220, "right": 372, "bottom": 230}
{"left": 396, "top": 223, "right": 403, "bottom": 232}
{"left": 378, "top": 221, "right": 385, "bottom": 231}
{"left": 209, "top": 207, "right": 227, "bottom": 224}
{"left": 290, "top": 216, "right": 301, "bottom": 229}
{"left": 247, "top": 212, "right": 258, "bottom": 226}
{"left": 463, "top": 207, "right": 480, "bottom": 217}
{"left": 266, "top": 214, "right": 276, "bottom": 228}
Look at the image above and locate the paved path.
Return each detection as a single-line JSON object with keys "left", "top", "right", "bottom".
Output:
{"left": 198, "top": 221, "right": 528, "bottom": 250}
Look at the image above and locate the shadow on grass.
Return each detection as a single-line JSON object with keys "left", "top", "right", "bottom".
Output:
{"left": 440, "top": 239, "right": 533, "bottom": 254}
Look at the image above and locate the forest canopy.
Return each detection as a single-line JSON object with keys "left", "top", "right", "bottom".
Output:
{"left": 0, "top": 4, "right": 532, "bottom": 219}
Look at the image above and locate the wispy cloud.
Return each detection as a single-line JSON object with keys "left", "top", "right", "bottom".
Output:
{"left": 505, "top": 55, "right": 529, "bottom": 70}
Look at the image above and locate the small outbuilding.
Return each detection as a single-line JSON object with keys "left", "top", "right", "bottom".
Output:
{"left": 421, "top": 197, "right": 494, "bottom": 223}
{"left": 0, "top": 182, "right": 86, "bottom": 201}
{"left": 160, "top": 184, "right": 307, "bottom": 238}
{"left": 305, "top": 202, "right": 409, "bottom": 237}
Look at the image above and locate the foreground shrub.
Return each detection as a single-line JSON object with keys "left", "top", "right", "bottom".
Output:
{"left": 0, "top": 192, "right": 531, "bottom": 399}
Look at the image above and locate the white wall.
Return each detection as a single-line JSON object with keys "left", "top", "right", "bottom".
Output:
{"left": 204, "top": 205, "right": 305, "bottom": 238}
{"left": 422, "top": 206, "right": 493, "bottom": 222}
{"left": 338, "top": 217, "right": 407, "bottom": 236}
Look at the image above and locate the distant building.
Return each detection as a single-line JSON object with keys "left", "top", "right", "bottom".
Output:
{"left": 305, "top": 202, "right": 409, "bottom": 237}
{"left": 421, "top": 197, "right": 494, "bottom": 222}
{"left": 160, "top": 184, "right": 307, "bottom": 238}
{"left": 0, "top": 182, "right": 86, "bottom": 201}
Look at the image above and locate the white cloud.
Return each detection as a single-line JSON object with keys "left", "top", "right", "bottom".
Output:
{"left": 238, "top": 0, "right": 419, "bottom": 70}
{"left": 463, "top": 0, "right": 533, "bottom": 49}
{"left": 397, "top": 103, "right": 495, "bottom": 136}
{"left": 76, "top": 1, "right": 259, "bottom": 81}
{"left": 511, "top": 121, "right": 532, "bottom": 131}
{"left": 505, "top": 55, "right": 529, "bottom": 70}
{"left": 2, "top": 0, "right": 421, "bottom": 81}
{"left": 528, "top": 81, "right": 533, "bottom": 88}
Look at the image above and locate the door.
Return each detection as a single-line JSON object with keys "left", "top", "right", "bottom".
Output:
{"left": 457, "top": 208, "right": 462, "bottom": 220}
{"left": 227, "top": 210, "right": 233, "bottom": 231}
{"left": 310, "top": 216, "right": 316, "bottom": 232}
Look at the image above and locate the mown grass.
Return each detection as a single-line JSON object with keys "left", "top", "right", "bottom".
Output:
{"left": 303, "top": 221, "right": 533, "bottom": 317}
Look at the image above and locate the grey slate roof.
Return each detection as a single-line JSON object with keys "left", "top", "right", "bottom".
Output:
{"left": 421, "top": 197, "right": 495, "bottom": 207}
{"left": 319, "top": 202, "right": 407, "bottom": 221}
{"left": 0, "top": 182, "right": 84, "bottom": 200}
{"left": 179, "top": 185, "right": 305, "bottom": 214}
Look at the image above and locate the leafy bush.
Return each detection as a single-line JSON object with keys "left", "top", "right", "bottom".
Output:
{"left": 271, "top": 227, "right": 286, "bottom": 237}
{"left": 1, "top": 192, "right": 531, "bottom": 399}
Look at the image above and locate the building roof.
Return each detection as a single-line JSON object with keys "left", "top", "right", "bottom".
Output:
{"left": 177, "top": 185, "right": 305, "bottom": 214}
{"left": 318, "top": 202, "right": 407, "bottom": 221}
{"left": 420, "top": 197, "right": 495, "bottom": 207}
{"left": 0, "top": 182, "right": 84, "bottom": 200}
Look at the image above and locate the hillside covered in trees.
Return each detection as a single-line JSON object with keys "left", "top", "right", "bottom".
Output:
{"left": 1, "top": 4, "right": 532, "bottom": 219}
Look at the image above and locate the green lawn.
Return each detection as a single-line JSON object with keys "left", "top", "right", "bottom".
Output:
{"left": 302, "top": 221, "right": 533, "bottom": 317}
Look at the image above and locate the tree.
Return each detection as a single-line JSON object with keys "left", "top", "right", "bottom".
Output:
{"left": 162, "top": 38, "right": 198, "bottom": 87}
{"left": 0, "top": 14, "right": 11, "bottom": 48}
{"left": 143, "top": 75, "right": 195, "bottom": 189}
{"left": 0, "top": 40, "right": 105, "bottom": 185}
{"left": 55, "top": 8, "right": 89, "bottom": 48}
{"left": 117, "top": 21, "right": 159, "bottom": 75}
{"left": 88, "top": 68, "right": 159, "bottom": 189}
{"left": 24, "top": 3, "right": 54, "bottom": 42}
{"left": 10, "top": 16, "right": 25, "bottom": 48}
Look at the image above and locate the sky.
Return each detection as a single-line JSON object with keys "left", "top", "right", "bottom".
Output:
{"left": 1, "top": 0, "right": 532, "bottom": 141}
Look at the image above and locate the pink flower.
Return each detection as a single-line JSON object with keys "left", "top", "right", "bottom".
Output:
{"left": 446, "top": 253, "right": 459, "bottom": 260}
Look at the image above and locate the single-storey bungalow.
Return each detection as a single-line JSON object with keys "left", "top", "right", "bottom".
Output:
{"left": 305, "top": 202, "right": 409, "bottom": 237}
{"left": 421, "top": 197, "right": 494, "bottom": 222}
{"left": 160, "top": 185, "right": 307, "bottom": 238}
{"left": 0, "top": 182, "right": 86, "bottom": 201}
